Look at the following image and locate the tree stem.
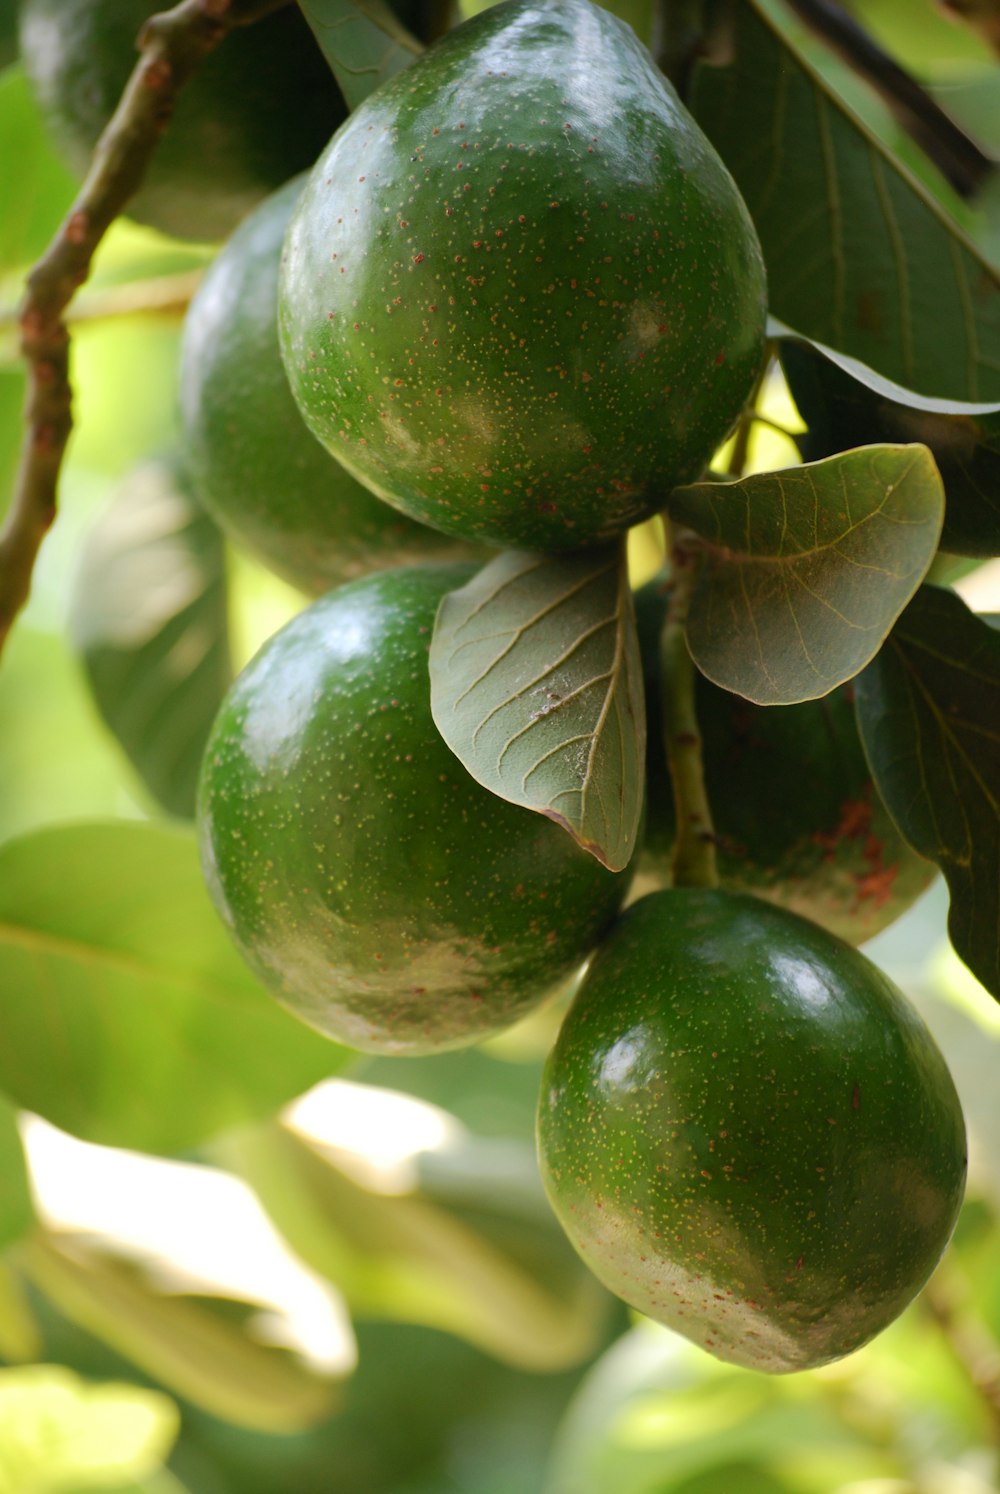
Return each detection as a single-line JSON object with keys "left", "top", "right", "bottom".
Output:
{"left": 661, "top": 528, "right": 718, "bottom": 891}
{"left": 0, "top": 0, "right": 289, "bottom": 660}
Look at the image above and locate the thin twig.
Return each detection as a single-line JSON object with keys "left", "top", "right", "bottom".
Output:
{"left": 0, "top": 0, "right": 290, "bottom": 658}
{"left": 0, "top": 268, "right": 205, "bottom": 334}
{"left": 780, "top": 0, "right": 996, "bottom": 199}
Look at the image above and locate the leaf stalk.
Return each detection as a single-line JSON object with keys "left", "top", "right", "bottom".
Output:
{"left": 660, "top": 528, "right": 719, "bottom": 891}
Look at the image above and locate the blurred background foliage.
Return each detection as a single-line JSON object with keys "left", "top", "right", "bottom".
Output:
{"left": 1, "top": 0, "right": 1000, "bottom": 1490}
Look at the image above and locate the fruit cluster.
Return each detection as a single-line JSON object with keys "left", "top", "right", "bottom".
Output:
{"left": 35, "top": 0, "right": 966, "bottom": 1374}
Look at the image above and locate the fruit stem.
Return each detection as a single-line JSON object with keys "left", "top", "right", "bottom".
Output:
{"left": 660, "top": 525, "right": 718, "bottom": 891}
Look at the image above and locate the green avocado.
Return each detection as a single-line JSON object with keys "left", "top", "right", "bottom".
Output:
{"left": 197, "top": 565, "right": 632, "bottom": 1055}
{"left": 179, "top": 177, "right": 482, "bottom": 594}
{"left": 537, "top": 889, "right": 967, "bottom": 1373}
{"left": 18, "top": 0, "right": 346, "bottom": 241}
{"left": 633, "top": 574, "right": 935, "bottom": 943}
{"left": 279, "top": 0, "right": 767, "bottom": 552}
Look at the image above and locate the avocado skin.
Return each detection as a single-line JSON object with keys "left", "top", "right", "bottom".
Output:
{"left": 18, "top": 0, "right": 346, "bottom": 241}
{"left": 279, "top": 0, "right": 767, "bottom": 552}
{"left": 537, "top": 889, "right": 967, "bottom": 1373}
{"left": 179, "top": 178, "right": 481, "bottom": 594}
{"left": 198, "top": 565, "right": 632, "bottom": 1055}
{"left": 633, "top": 576, "right": 936, "bottom": 943}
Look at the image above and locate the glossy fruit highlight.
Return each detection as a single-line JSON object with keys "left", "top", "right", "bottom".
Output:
{"left": 179, "top": 178, "right": 481, "bottom": 594}
{"left": 198, "top": 565, "right": 632, "bottom": 1055}
{"left": 537, "top": 889, "right": 967, "bottom": 1373}
{"left": 279, "top": 0, "right": 767, "bottom": 552}
{"left": 634, "top": 575, "right": 936, "bottom": 942}
{"left": 19, "top": 0, "right": 346, "bottom": 241}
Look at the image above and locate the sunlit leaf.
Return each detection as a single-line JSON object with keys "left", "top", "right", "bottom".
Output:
{"left": 19, "top": 1235, "right": 339, "bottom": 1433}
{"left": 70, "top": 454, "right": 232, "bottom": 820}
{"left": 297, "top": 0, "right": 422, "bottom": 111}
{"left": 0, "top": 821, "right": 352, "bottom": 1154}
{"left": 430, "top": 546, "right": 645, "bottom": 871}
{"left": 543, "top": 1321, "right": 928, "bottom": 1494}
{"left": 0, "top": 1362, "right": 177, "bottom": 1494}
{"left": 775, "top": 323, "right": 1000, "bottom": 559}
{"left": 689, "top": 1, "right": 1000, "bottom": 400}
{"left": 855, "top": 585, "right": 1000, "bottom": 1001}
{"left": 668, "top": 445, "right": 945, "bottom": 705}
{"left": 228, "top": 1121, "right": 612, "bottom": 1373}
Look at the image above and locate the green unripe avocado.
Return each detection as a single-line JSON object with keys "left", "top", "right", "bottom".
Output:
{"left": 179, "top": 178, "right": 481, "bottom": 594}
{"left": 537, "top": 889, "right": 967, "bottom": 1373}
{"left": 279, "top": 0, "right": 767, "bottom": 552}
{"left": 634, "top": 575, "right": 936, "bottom": 942}
{"left": 18, "top": 0, "right": 346, "bottom": 241}
{"left": 197, "top": 565, "right": 632, "bottom": 1055}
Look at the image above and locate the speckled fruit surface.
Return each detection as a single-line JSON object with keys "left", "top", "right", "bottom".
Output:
{"left": 537, "top": 889, "right": 967, "bottom": 1373}
{"left": 633, "top": 576, "right": 936, "bottom": 942}
{"left": 180, "top": 178, "right": 481, "bottom": 594}
{"left": 279, "top": 0, "right": 767, "bottom": 552}
{"left": 19, "top": 0, "right": 345, "bottom": 241}
{"left": 198, "top": 565, "right": 632, "bottom": 1055}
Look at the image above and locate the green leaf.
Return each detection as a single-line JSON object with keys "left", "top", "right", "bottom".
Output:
{"left": 854, "top": 585, "right": 1000, "bottom": 1001}
{"left": 429, "top": 546, "right": 645, "bottom": 872}
{"left": 296, "top": 0, "right": 422, "bottom": 112}
{"left": 688, "top": 1, "right": 1000, "bottom": 400}
{"left": 774, "top": 323, "right": 1000, "bottom": 559}
{"left": 0, "top": 821, "right": 352, "bottom": 1154}
{"left": 69, "top": 455, "right": 233, "bottom": 820}
{"left": 18, "top": 1235, "right": 339, "bottom": 1433}
{"left": 0, "top": 1362, "right": 178, "bottom": 1494}
{"left": 228, "top": 1121, "right": 612, "bottom": 1373}
{"left": 0, "top": 66, "right": 75, "bottom": 277}
{"left": 0, "top": 1098, "right": 33, "bottom": 1255}
{"left": 668, "top": 445, "right": 945, "bottom": 705}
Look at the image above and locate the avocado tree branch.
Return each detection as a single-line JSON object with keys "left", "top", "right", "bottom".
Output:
{"left": 660, "top": 527, "right": 719, "bottom": 891}
{"left": 0, "top": 0, "right": 290, "bottom": 660}
{"left": 779, "top": 0, "right": 996, "bottom": 199}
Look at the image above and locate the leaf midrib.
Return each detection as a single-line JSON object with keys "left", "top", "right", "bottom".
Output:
{"left": 0, "top": 918, "right": 256, "bottom": 1007}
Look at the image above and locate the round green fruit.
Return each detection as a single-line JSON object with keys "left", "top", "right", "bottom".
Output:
{"left": 537, "top": 889, "right": 967, "bottom": 1373}
{"left": 279, "top": 0, "right": 767, "bottom": 552}
{"left": 198, "top": 565, "right": 631, "bottom": 1055}
{"left": 634, "top": 575, "right": 935, "bottom": 943}
{"left": 18, "top": 0, "right": 346, "bottom": 241}
{"left": 179, "top": 177, "right": 482, "bottom": 594}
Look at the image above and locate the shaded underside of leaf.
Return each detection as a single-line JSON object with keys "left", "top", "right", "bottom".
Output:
{"left": 70, "top": 454, "right": 232, "bottom": 820}
{"left": 854, "top": 585, "right": 1000, "bottom": 1000}
{"left": 18, "top": 1235, "right": 340, "bottom": 1432}
{"left": 429, "top": 546, "right": 645, "bottom": 872}
{"left": 775, "top": 327, "right": 1000, "bottom": 558}
{"left": 227, "top": 1122, "right": 611, "bottom": 1373}
{"left": 297, "top": 0, "right": 422, "bottom": 112}
{"left": 669, "top": 444, "right": 945, "bottom": 705}
{"left": 689, "top": 0, "right": 1000, "bottom": 400}
{"left": 0, "top": 1099, "right": 33, "bottom": 1257}
{"left": 0, "top": 822, "right": 350, "bottom": 1154}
